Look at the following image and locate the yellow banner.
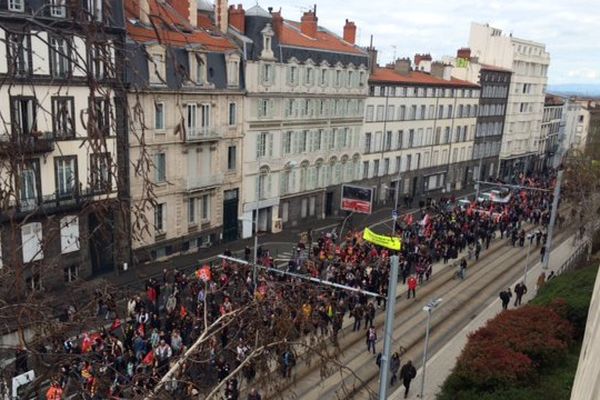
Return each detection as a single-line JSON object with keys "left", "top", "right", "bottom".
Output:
{"left": 362, "top": 228, "right": 402, "bottom": 250}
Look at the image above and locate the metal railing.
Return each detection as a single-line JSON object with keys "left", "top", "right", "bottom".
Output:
{"left": 185, "top": 126, "right": 223, "bottom": 141}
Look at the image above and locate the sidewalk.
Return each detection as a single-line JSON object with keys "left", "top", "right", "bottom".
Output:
{"left": 391, "top": 234, "right": 582, "bottom": 400}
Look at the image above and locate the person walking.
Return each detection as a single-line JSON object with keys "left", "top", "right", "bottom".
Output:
{"left": 352, "top": 304, "right": 363, "bottom": 331}
{"left": 514, "top": 282, "right": 528, "bottom": 306}
{"left": 366, "top": 325, "right": 377, "bottom": 354}
{"left": 499, "top": 288, "right": 512, "bottom": 310}
{"left": 399, "top": 360, "right": 417, "bottom": 398}
{"left": 364, "top": 303, "right": 375, "bottom": 329}
{"left": 459, "top": 258, "right": 467, "bottom": 280}
{"left": 407, "top": 276, "right": 417, "bottom": 300}
{"left": 247, "top": 388, "right": 262, "bottom": 400}
{"left": 537, "top": 272, "right": 546, "bottom": 292}
{"left": 540, "top": 245, "right": 546, "bottom": 263}
{"left": 390, "top": 352, "right": 401, "bottom": 386}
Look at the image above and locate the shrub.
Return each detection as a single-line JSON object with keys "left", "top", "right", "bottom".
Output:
{"left": 451, "top": 306, "right": 572, "bottom": 390}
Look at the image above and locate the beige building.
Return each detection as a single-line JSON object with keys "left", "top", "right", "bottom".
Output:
{"left": 362, "top": 56, "right": 479, "bottom": 202}
{"left": 126, "top": 0, "right": 244, "bottom": 262}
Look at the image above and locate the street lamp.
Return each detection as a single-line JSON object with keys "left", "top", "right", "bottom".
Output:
{"left": 239, "top": 216, "right": 259, "bottom": 288}
{"left": 522, "top": 233, "right": 535, "bottom": 283}
{"left": 378, "top": 255, "right": 400, "bottom": 400}
{"left": 419, "top": 298, "right": 443, "bottom": 399}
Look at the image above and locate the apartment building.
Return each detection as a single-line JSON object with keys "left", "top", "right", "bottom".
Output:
{"left": 362, "top": 56, "right": 479, "bottom": 202}
{"left": 229, "top": 5, "right": 369, "bottom": 236}
{"left": 469, "top": 22, "right": 550, "bottom": 178}
{"left": 541, "top": 94, "right": 564, "bottom": 168}
{"left": 126, "top": 0, "right": 244, "bottom": 262}
{"left": 0, "top": 0, "right": 126, "bottom": 290}
{"left": 447, "top": 48, "right": 511, "bottom": 181}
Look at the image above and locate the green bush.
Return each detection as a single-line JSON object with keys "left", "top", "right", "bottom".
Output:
{"left": 531, "top": 263, "right": 598, "bottom": 338}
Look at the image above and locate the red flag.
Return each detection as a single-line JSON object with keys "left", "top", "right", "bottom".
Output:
{"left": 137, "top": 324, "right": 145, "bottom": 337}
{"left": 180, "top": 305, "right": 188, "bottom": 318}
{"left": 196, "top": 265, "right": 212, "bottom": 282}
{"left": 142, "top": 350, "right": 154, "bottom": 365}
{"left": 404, "top": 214, "right": 414, "bottom": 225}
{"left": 110, "top": 318, "right": 121, "bottom": 332}
{"left": 81, "top": 334, "right": 92, "bottom": 353}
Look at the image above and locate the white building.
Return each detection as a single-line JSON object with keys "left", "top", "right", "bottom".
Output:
{"left": 363, "top": 57, "right": 480, "bottom": 202}
{"left": 230, "top": 5, "right": 369, "bottom": 236}
{"left": 469, "top": 22, "right": 550, "bottom": 177}
{"left": 126, "top": 0, "right": 244, "bottom": 263}
{"left": 0, "top": 1, "right": 125, "bottom": 290}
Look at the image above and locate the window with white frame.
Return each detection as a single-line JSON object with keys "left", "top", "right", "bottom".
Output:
{"left": 188, "top": 197, "right": 197, "bottom": 225}
{"left": 256, "top": 132, "right": 271, "bottom": 158}
{"left": 359, "top": 70, "right": 365, "bottom": 87}
{"left": 87, "top": 0, "right": 103, "bottom": 21}
{"left": 187, "top": 103, "right": 197, "bottom": 135}
{"left": 148, "top": 47, "right": 166, "bottom": 85}
{"left": 154, "top": 152, "right": 166, "bottom": 183}
{"left": 89, "top": 42, "right": 110, "bottom": 79}
{"left": 154, "top": 203, "right": 166, "bottom": 232}
{"left": 60, "top": 216, "right": 80, "bottom": 254}
{"left": 50, "top": 36, "right": 71, "bottom": 78}
{"left": 305, "top": 66, "right": 313, "bottom": 85}
{"left": 8, "top": 0, "right": 24, "bottom": 12}
{"left": 192, "top": 52, "right": 207, "bottom": 85}
{"left": 258, "top": 99, "right": 270, "bottom": 118}
{"left": 155, "top": 102, "right": 165, "bottom": 130}
{"left": 227, "top": 56, "right": 239, "bottom": 86}
{"left": 55, "top": 157, "right": 77, "bottom": 197}
{"left": 50, "top": 0, "right": 67, "bottom": 17}
{"left": 262, "top": 63, "right": 273, "bottom": 84}
{"left": 228, "top": 102, "right": 236, "bottom": 126}
{"left": 288, "top": 65, "right": 298, "bottom": 85}
{"left": 320, "top": 68, "right": 328, "bottom": 86}
{"left": 21, "top": 222, "right": 43, "bottom": 263}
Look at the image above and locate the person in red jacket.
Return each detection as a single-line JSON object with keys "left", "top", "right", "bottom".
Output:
{"left": 407, "top": 276, "right": 417, "bottom": 299}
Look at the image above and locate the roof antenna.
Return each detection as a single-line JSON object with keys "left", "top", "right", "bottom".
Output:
{"left": 313, "top": 4, "right": 317, "bottom": 14}
{"left": 369, "top": 34, "right": 373, "bottom": 49}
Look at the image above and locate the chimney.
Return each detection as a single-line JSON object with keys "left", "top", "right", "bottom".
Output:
{"left": 443, "top": 64, "right": 453, "bottom": 81}
{"left": 168, "top": 0, "right": 197, "bottom": 27}
{"left": 229, "top": 4, "right": 245, "bottom": 33}
{"left": 431, "top": 62, "right": 445, "bottom": 79}
{"left": 216, "top": 0, "right": 229, "bottom": 33}
{"left": 414, "top": 53, "right": 432, "bottom": 67}
{"left": 131, "top": 0, "right": 150, "bottom": 24}
{"left": 394, "top": 58, "right": 411, "bottom": 75}
{"left": 457, "top": 47, "right": 471, "bottom": 60}
{"left": 367, "top": 39, "right": 378, "bottom": 74}
{"left": 343, "top": 19, "right": 356, "bottom": 44}
{"left": 271, "top": 9, "right": 283, "bottom": 37}
{"left": 300, "top": 7, "right": 318, "bottom": 38}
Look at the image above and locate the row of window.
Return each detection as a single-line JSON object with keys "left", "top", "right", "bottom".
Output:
{"left": 9, "top": 96, "right": 110, "bottom": 139}
{"left": 4, "top": 0, "right": 102, "bottom": 20}
{"left": 513, "top": 60, "right": 548, "bottom": 78}
{"left": 278, "top": 128, "right": 357, "bottom": 157}
{"left": 6, "top": 31, "right": 112, "bottom": 79}
{"left": 371, "top": 86, "right": 480, "bottom": 99}
{"left": 364, "top": 125, "right": 474, "bottom": 154}
{"left": 261, "top": 62, "right": 367, "bottom": 89}
{"left": 19, "top": 154, "right": 111, "bottom": 208}
{"left": 361, "top": 145, "right": 473, "bottom": 179}
{"left": 153, "top": 145, "right": 237, "bottom": 185}
{"left": 481, "top": 85, "right": 508, "bottom": 98}
{"left": 256, "top": 158, "right": 361, "bottom": 199}
{"left": 154, "top": 194, "right": 212, "bottom": 234}
{"left": 282, "top": 98, "right": 364, "bottom": 119}
{"left": 476, "top": 121, "right": 504, "bottom": 138}
{"left": 473, "top": 141, "right": 502, "bottom": 159}
{"left": 481, "top": 72, "right": 510, "bottom": 84}
{"left": 365, "top": 103, "right": 478, "bottom": 122}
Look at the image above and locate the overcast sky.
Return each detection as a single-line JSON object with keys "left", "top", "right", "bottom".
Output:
{"left": 240, "top": 0, "right": 599, "bottom": 85}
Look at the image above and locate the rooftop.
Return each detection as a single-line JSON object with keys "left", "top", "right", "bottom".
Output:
{"left": 277, "top": 20, "right": 366, "bottom": 56}
{"left": 480, "top": 63, "right": 512, "bottom": 73}
{"left": 125, "top": 0, "right": 236, "bottom": 51}
{"left": 370, "top": 67, "right": 480, "bottom": 88}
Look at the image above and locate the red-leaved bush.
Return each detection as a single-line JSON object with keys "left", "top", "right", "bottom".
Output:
{"left": 453, "top": 305, "right": 573, "bottom": 388}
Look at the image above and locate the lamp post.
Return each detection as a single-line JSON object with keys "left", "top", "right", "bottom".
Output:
{"left": 523, "top": 233, "right": 535, "bottom": 283}
{"left": 377, "top": 255, "right": 399, "bottom": 400}
{"left": 543, "top": 169, "right": 563, "bottom": 270}
{"left": 419, "top": 298, "right": 443, "bottom": 399}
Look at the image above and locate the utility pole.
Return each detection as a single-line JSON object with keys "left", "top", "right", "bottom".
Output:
{"left": 378, "top": 255, "right": 399, "bottom": 400}
{"left": 543, "top": 169, "right": 563, "bottom": 269}
{"left": 419, "top": 298, "right": 442, "bottom": 399}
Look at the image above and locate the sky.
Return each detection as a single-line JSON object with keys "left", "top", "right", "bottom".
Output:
{"left": 239, "top": 0, "right": 600, "bottom": 85}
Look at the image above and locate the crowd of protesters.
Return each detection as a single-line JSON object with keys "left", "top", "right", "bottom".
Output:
{"left": 31, "top": 173, "right": 564, "bottom": 399}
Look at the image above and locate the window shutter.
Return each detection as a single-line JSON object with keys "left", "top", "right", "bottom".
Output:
{"left": 61, "top": 216, "right": 80, "bottom": 254}
{"left": 256, "top": 134, "right": 262, "bottom": 159}
{"left": 268, "top": 100, "right": 274, "bottom": 118}
{"left": 21, "top": 222, "right": 43, "bottom": 263}
{"left": 268, "top": 133, "right": 273, "bottom": 157}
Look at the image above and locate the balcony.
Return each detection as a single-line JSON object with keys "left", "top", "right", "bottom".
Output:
{"left": 185, "top": 126, "right": 223, "bottom": 142}
{"left": 7, "top": 187, "right": 115, "bottom": 217}
{"left": 187, "top": 173, "right": 224, "bottom": 191}
{"left": 0, "top": 132, "right": 55, "bottom": 155}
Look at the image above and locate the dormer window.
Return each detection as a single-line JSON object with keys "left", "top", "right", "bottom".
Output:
{"left": 288, "top": 65, "right": 298, "bottom": 86}
{"left": 226, "top": 55, "right": 240, "bottom": 86}
{"left": 320, "top": 69, "right": 327, "bottom": 86}
{"left": 50, "top": 0, "right": 66, "bottom": 17}
{"left": 191, "top": 52, "right": 207, "bottom": 85}
{"left": 305, "top": 67, "right": 313, "bottom": 86}
{"left": 8, "top": 0, "right": 24, "bottom": 12}
{"left": 147, "top": 45, "right": 166, "bottom": 85}
{"left": 260, "top": 23, "right": 275, "bottom": 59}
